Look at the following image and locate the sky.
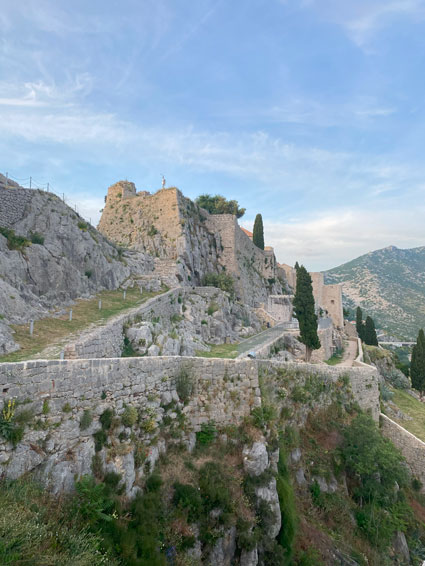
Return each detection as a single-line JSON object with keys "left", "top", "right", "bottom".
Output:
{"left": 2, "top": 0, "right": 425, "bottom": 270}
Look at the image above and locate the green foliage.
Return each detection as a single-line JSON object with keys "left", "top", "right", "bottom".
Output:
{"left": 253, "top": 213, "right": 264, "bottom": 250}
{"left": 0, "top": 478, "right": 116, "bottom": 565}
{"left": 207, "top": 301, "right": 219, "bottom": 316}
{"left": 121, "top": 405, "right": 138, "bottom": 427}
{"left": 80, "top": 409, "right": 92, "bottom": 430}
{"left": 62, "top": 402, "right": 72, "bottom": 413}
{"left": 342, "top": 414, "right": 408, "bottom": 506}
{"left": 411, "top": 328, "right": 425, "bottom": 393}
{"left": 42, "top": 399, "right": 49, "bottom": 415}
{"left": 195, "top": 193, "right": 246, "bottom": 218}
{"left": 251, "top": 404, "right": 276, "bottom": 429}
{"left": 199, "top": 461, "right": 233, "bottom": 513}
{"left": 148, "top": 225, "right": 158, "bottom": 236}
{"left": 0, "top": 226, "right": 30, "bottom": 251}
{"left": 99, "top": 408, "right": 114, "bottom": 430}
{"left": 196, "top": 421, "right": 217, "bottom": 445}
{"left": 77, "top": 221, "right": 88, "bottom": 231}
{"left": 276, "top": 440, "right": 297, "bottom": 561}
{"left": 356, "top": 306, "right": 364, "bottom": 341}
{"left": 173, "top": 482, "right": 202, "bottom": 521}
{"left": 202, "top": 272, "right": 234, "bottom": 295}
{"left": 121, "top": 336, "right": 139, "bottom": 357}
{"left": 74, "top": 475, "right": 114, "bottom": 525}
{"left": 364, "top": 316, "right": 378, "bottom": 346}
{"left": 85, "top": 269, "right": 93, "bottom": 278}
{"left": 175, "top": 367, "right": 194, "bottom": 404}
{"left": 293, "top": 265, "right": 320, "bottom": 360}
{"left": 29, "top": 231, "right": 44, "bottom": 245}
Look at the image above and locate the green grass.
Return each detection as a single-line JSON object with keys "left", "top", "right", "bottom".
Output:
{"left": 0, "top": 286, "right": 167, "bottom": 363}
{"left": 388, "top": 387, "right": 425, "bottom": 442}
{"left": 195, "top": 342, "right": 239, "bottom": 359}
{"left": 325, "top": 352, "right": 344, "bottom": 366}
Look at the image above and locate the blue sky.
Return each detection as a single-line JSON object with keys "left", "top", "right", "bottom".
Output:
{"left": 2, "top": 0, "right": 425, "bottom": 270}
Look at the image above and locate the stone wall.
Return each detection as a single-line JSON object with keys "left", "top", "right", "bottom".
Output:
{"left": 266, "top": 295, "right": 293, "bottom": 322}
{"left": 0, "top": 356, "right": 379, "bottom": 493}
{"left": 0, "top": 186, "right": 34, "bottom": 228}
{"left": 258, "top": 360, "right": 381, "bottom": 422}
{"left": 65, "top": 288, "right": 183, "bottom": 359}
{"left": 380, "top": 413, "right": 425, "bottom": 487}
{"left": 0, "top": 356, "right": 259, "bottom": 490}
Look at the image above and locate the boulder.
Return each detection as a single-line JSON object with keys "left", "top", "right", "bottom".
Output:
{"left": 243, "top": 442, "right": 269, "bottom": 477}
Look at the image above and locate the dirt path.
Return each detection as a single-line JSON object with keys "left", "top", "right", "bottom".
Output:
{"left": 338, "top": 338, "right": 358, "bottom": 367}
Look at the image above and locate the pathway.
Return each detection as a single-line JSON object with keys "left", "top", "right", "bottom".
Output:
{"left": 237, "top": 322, "right": 297, "bottom": 357}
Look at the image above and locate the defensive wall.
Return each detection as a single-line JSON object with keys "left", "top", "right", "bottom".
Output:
{"left": 380, "top": 414, "right": 425, "bottom": 488}
{"left": 0, "top": 356, "right": 380, "bottom": 492}
{"left": 0, "top": 186, "right": 35, "bottom": 228}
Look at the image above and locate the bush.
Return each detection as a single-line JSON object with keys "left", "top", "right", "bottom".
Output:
{"left": 199, "top": 461, "right": 232, "bottom": 513}
{"left": 176, "top": 367, "right": 194, "bottom": 404}
{"left": 173, "top": 482, "right": 202, "bottom": 521}
{"left": 0, "top": 226, "right": 30, "bottom": 251}
{"left": 121, "top": 406, "right": 138, "bottom": 427}
{"left": 196, "top": 421, "right": 217, "bottom": 445}
{"left": 77, "top": 221, "right": 88, "bottom": 231}
{"left": 202, "top": 272, "right": 234, "bottom": 295}
{"left": 251, "top": 405, "right": 276, "bottom": 430}
{"left": 384, "top": 368, "right": 410, "bottom": 390}
{"left": 276, "top": 441, "right": 297, "bottom": 560}
{"left": 29, "top": 231, "right": 44, "bottom": 245}
{"left": 84, "top": 269, "right": 93, "bottom": 278}
{"left": 80, "top": 409, "right": 92, "bottom": 430}
{"left": 99, "top": 408, "right": 114, "bottom": 430}
{"left": 93, "top": 429, "right": 108, "bottom": 452}
{"left": 195, "top": 194, "right": 246, "bottom": 218}
{"left": 148, "top": 225, "right": 158, "bottom": 236}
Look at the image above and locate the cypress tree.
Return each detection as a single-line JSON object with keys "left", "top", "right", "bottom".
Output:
{"left": 356, "top": 306, "right": 364, "bottom": 341}
{"left": 411, "top": 329, "right": 425, "bottom": 394}
{"left": 253, "top": 214, "right": 264, "bottom": 250}
{"left": 364, "top": 316, "right": 378, "bottom": 346}
{"left": 294, "top": 261, "right": 300, "bottom": 271}
{"left": 293, "top": 265, "right": 320, "bottom": 361}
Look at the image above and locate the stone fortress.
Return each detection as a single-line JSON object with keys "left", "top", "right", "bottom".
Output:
{"left": 0, "top": 175, "right": 423, "bottom": 562}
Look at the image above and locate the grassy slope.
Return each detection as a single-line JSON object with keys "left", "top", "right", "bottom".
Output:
{"left": 195, "top": 342, "right": 239, "bottom": 359}
{"left": 0, "top": 286, "right": 166, "bottom": 362}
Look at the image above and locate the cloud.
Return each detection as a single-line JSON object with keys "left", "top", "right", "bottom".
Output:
{"left": 259, "top": 206, "right": 425, "bottom": 271}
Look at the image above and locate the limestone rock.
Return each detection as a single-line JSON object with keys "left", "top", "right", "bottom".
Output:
{"left": 148, "top": 344, "right": 160, "bottom": 356}
{"left": 243, "top": 441, "right": 269, "bottom": 477}
{"left": 393, "top": 530, "right": 410, "bottom": 565}
{"left": 206, "top": 526, "right": 236, "bottom": 566}
{"left": 255, "top": 478, "right": 281, "bottom": 539}
{"left": 240, "top": 547, "right": 258, "bottom": 566}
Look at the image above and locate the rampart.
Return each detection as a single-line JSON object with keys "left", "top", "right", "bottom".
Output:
{"left": 0, "top": 186, "right": 37, "bottom": 228}
{"left": 380, "top": 414, "right": 425, "bottom": 487}
{"left": 0, "top": 356, "right": 380, "bottom": 491}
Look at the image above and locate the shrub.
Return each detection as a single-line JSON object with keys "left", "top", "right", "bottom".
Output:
{"left": 84, "top": 269, "right": 93, "bottom": 278}
{"left": 0, "top": 226, "right": 30, "bottom": 251}
{"left": 80, "top": 409, "right": 93, "bottom": 430}
{"left": 251, "top": 405, "right": 276, "bottom": 430}
{"left": 42, "top": 399, "right": 49, "bottom": 415}
{"left": 276, "top": 440, "right": 297, "bottom": 559}
{"left": 173, "top": 482, "right": 202, "bottom": 521}
{"left": 202, "top": 272, "right": 234, "bottom": 295}
{"left": 148, "top": 225, "right": 158, "bottom": 236}
{"left": 77, "top": 221, "right": 88, "bottom": 231}
{"left": 207, "top": 301, "right": 219, "bottom": 316}
{"left": 99, "top": 408, "right": 114, "bottom": 430}
{"left": 196, "top": 421, "right": 217, "bottom": 445}
{"left": 93, "top": 429, "right": 108, "bottom": 451}
{"left": 199, "top": 461, "right": 232, "bottom": 513}
{"left": 29, "top": 231, "right": 44, "bottom": 245}
{"left": 176, "top": 367, "right": 194, "bottom": 404}
{"left": 121, "top": 406, "right": 138, "bottom": 427}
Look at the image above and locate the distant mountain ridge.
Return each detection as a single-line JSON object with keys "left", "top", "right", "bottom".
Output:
{"left": 324, "top": 245, "right": 425, "bottom": 340}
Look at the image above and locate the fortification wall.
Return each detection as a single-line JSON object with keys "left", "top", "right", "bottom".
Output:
{"left": 0, "top": 356, "right": 379, "bottom": 493}
{"left": 65, "top": 288, "right": 183, "bottom": 359}
{"left": 380, "top": 414, "right": 425, "bottom": 487}
{"left": 322, "top": 283, "right": 344, "bottom": 328}
{"left": 206, "top": 214, "right": 280, "bottom": 306}
{"left": 0, "top": 186, "right": 36, "bottom": 229}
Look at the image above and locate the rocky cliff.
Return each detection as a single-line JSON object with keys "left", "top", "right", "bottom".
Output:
{"left": 0, "top": 184, "right": 153, "bottom": 353}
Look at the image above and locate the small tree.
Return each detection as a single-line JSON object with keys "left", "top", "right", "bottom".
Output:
{"left": 252, "top": 213, "right": 264, "bottom": 250}
{"left": 294, "top": 261, "right": 300, "bottom": 271}
{"left": 195, "top": 194, "right": 246, "bottom": 218}
{"left": 364, "top": 316, "right": 378, "bottom": 346}
{"left": 411, "top": 329, "right": 425, "bottom": 395}
{"left": 356, "top": 306, "right": 364, "bottom": 341}
{"left": 293, "top": 265, "right": 320, "bottom": 361}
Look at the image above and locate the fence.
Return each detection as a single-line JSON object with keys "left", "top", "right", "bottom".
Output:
{"left": 2, "top": 171, "right": 95, "bottom": 226}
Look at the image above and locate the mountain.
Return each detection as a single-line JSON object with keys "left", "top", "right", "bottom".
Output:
{"left": 324, "top": 245, "right": 425, "bottom": 340}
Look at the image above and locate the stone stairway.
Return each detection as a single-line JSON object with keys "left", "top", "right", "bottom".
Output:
{"left": 153, "top": 258, "right": 181, "bottom": 288}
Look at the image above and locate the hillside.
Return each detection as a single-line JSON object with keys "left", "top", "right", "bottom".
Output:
{"left": 0, "top": 182, "right": 153, "bottom": 354}
{"left": 324, "top": 245, "right": 425, "bottom": 339}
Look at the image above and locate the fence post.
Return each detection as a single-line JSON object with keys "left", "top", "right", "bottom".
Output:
{"left": 98, "top": 300, "right": 102, "bottom": 310}
{"left": 29, "top": 320, "right": 34, "bottom": 336}
{"left": 69, "top": 309, "right": 73, "bottom": 321}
